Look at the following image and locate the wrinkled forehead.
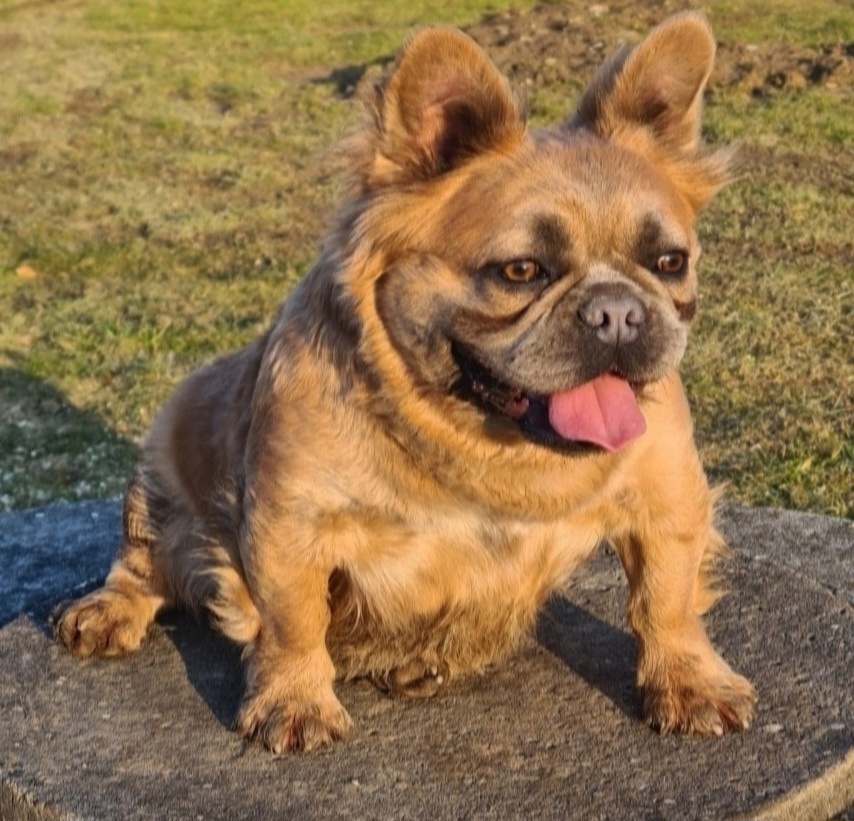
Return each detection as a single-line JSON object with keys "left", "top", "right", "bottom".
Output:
{"left": 440, "top": 133, "right": 696, "bottom": 264}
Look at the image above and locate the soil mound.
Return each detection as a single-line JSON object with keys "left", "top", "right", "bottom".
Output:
{"left": 464, "top": 2, "right": 854, "bottom": 99}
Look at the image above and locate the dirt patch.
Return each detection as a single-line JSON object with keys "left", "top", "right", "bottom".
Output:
{"left": 464, "top": 2, "right": 853, "bottom": 98}
{"left": 714, "top": 41, "right": 853, "bottom": 97}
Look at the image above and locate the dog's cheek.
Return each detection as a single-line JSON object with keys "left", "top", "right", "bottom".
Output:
{"left": 652, "top": 309, "right": 690, "bottom": 373}
{"left": 374, "top": 265, "right": 458, "bottom": 387}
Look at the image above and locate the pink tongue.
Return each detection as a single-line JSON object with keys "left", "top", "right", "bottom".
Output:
{"left": 547, "top": 374, "right": 646, "bottom": 452}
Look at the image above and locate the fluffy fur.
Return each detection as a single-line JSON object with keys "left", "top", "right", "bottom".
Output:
{"left": 55, "top": 13, "right": 756, "bottom": 753}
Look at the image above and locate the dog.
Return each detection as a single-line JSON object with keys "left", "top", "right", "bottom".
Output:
{"left": 55, "top": 12, "right": 757, "bottom": 753}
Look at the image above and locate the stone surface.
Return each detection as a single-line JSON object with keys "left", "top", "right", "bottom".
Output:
{"left": 0, "top": 502, "right": 851, "bottom": 821}
{"left": 0, "top": 500, "right": 119, "bottom": 628}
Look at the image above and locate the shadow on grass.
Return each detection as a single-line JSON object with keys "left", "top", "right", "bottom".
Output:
{"left": 311, "top": 56, "right": 393, "bottom": 98}
{"left": 0, "top": 366, "right": 138, "bottom": 511}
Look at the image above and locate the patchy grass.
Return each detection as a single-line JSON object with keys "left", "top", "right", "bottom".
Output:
{"left": 686, "top": 157, "right": 853, "bottom": 516}
{"left": 707, "top": 0, "right": 854, "bottom": 45}
{"left": 0, "top": 0, "right": 852, "bottom": 517}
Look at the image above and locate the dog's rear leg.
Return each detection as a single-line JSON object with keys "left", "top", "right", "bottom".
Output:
{"left": 371, "top": 659, "right": 451, "bottom": 699}
{"left": 54, "top": 469, "right": 168, "bottom": 657}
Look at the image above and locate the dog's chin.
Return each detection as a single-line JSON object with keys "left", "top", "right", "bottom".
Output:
{"left": 450, "top": 343, "right": 650, "bottom": 454}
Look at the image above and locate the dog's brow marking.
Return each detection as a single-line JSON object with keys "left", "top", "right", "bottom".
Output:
{"left": 532, "top": 214, "right": 571, "bottom": 272}
{"left": 634, "top": 213, "right": 677, "bottom": 270}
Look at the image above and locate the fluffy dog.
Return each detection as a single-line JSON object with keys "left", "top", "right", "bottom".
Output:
{"left": 55, "top": 12, "right": 757, "bottom": 753}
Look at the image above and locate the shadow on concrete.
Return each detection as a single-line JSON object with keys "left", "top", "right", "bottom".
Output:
{"left": 51, "top": 588, "right": 643, "bottom": 737}
{"left": 536, "top": 596, "right": 639, "bottom": 721}
{"left": 159, "top": 610, "right": 244, "bottom": 731}
{"left": 154, "top": 595, "right": 641, "bottom": 737}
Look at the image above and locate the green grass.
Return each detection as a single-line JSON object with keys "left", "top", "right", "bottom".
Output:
{"left": 0, "top": 0, "right": 852, "bottom": 517}
{"left": 705, "top": 89, "right": 854, "bottom": 148}
{"left": 707, "top": 0, "right": 854, "bottom": 44}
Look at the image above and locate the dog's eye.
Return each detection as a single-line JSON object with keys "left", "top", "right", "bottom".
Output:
{"left": 502, "top": 259, "right": 542, "bottom": 283}
{"left": 655, "top": 252, "right": 687, "bottom": 277}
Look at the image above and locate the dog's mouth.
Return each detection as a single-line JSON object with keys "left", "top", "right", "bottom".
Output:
{"left": 452, "top": 345, "right": 647, "bottom": 453}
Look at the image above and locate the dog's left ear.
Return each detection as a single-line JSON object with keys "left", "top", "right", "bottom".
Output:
{"left": 362, "top": 27, "right": 526, "bottom": 185}
{"left": 574, "top": 12, "right": 715, "bottom": 155}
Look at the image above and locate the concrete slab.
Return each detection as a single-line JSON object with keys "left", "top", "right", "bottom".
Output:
{"left": 0, "top": 502, "right": 851, "bottom": 821}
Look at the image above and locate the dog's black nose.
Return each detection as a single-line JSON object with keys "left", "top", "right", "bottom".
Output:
{"left": 578, "top": 294, "right": 646, "bottom": 346}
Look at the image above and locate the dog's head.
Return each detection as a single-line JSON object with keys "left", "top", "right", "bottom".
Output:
{"left": 340, "top": 13, "right": 729, "bottom": 454}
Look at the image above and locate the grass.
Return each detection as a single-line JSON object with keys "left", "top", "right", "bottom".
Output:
{"left": 0, "top": 0, "right": 852, "bottom": 517}
{"left": 706, "top": 0, "right": 854, "bottom": 45}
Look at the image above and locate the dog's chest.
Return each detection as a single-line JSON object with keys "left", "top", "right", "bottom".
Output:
{"left": 322, "top": 501, "right": 607, "bottom": 676}
{"left": 329, "top": 501, "right": 602, "bottom": 619}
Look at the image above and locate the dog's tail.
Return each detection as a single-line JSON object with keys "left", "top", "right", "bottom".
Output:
{"left": 185, "top": 488, "right": 263, "bottom": 647}
{"left": 201, "top": 549, "right": 262, "bottom": 646}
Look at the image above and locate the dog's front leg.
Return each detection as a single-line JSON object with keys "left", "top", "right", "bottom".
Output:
{"left": 614, "top": 494, "right": 757, "bottom": 736}
{"left": 235, "top": 514, "right": 352, "bottom": 754}
{"left": 615, "top": 518, "right": 756, "bottom": 736}
{"left": 613, "top": 393, "right": 756, "bottom": 735}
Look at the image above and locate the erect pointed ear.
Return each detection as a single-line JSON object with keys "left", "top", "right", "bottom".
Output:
{"left": 574, "top": 12, "right": 716, "bottom": 154}
{"left": 364, "top": 27, "right": 526, "bottom": 185}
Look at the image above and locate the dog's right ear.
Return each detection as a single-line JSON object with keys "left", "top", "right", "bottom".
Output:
{"left": 570, "top": 12, "right": 730, "bottom": 212}
{"left": 573, "top": 12, "right": 716, "bottom": 155}
{"left": 358, "top": 28, "right": 526, "bottom": 186}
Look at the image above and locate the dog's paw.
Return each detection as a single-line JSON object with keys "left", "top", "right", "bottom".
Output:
{"left": 642, "top": 668, "right": 757, "bottom": 736}
{"left": 52, "top": 592, "right": 150, "bottom": 658}
{"left": 236, "top": 689, "right": 352, "bottom": 754}
{"left": 372, "top": 659, "right": 450, "bottom": 699}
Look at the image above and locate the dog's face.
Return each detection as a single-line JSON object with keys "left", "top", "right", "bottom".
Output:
{"left": 346, "top": 14, "right": 729, "bottom": 454}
